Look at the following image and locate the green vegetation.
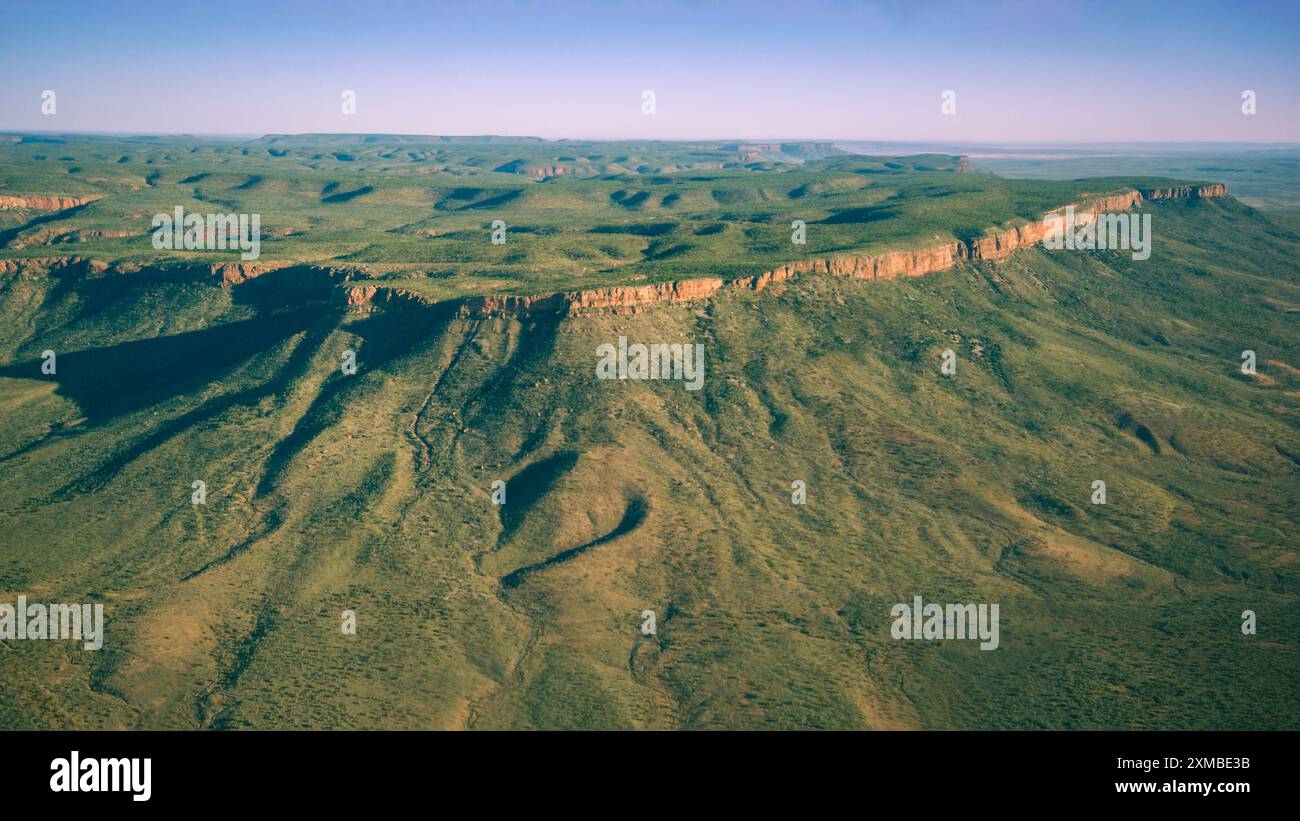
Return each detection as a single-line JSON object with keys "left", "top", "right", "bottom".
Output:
{"left": 0, "top": 134, "right": 1199, "bottom": 299}
{"left": 0, "top": 136, "right": 1296, "bottom": 729}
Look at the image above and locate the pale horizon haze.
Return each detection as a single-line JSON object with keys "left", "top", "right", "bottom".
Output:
{"left": 1, "top": 0, "right": 1297, "bottom": 143}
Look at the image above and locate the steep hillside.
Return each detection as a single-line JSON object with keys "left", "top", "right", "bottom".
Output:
{"left": 1, "top": 192, "right": 1296, "bottom": 729}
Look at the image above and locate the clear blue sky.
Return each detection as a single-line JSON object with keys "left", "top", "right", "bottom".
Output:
{"left": 1, "top": 0, "right": 1296, "bottom": 142}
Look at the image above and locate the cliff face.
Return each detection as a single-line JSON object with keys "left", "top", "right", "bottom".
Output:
{"left": 209, "top": 261, "right": 290, "bottom": 285}
{"left": 0, "top": 256, "right": 312, "bottom": 290}
{"left": 0, "top": 194, "right": 101, "bottom": 211}
{"left": 342, "top": 245, "right": 967, "bottom": 317}
{"left": 565, "top": 278, "right": 727, "bottom": 311}
{"left": 733, "top": 242, "right": 966, "bottom": 289}
{"left": 1142, "top": 183, "right": 1227, "bottom": 200}
{"left": 966, "top": 185, "right": 1227, "bottom": 263}
{"left": 967, "top": 190, "right": 1144, "bottom": 262}
{"left": 0, "top": 257, "right": 108, "bottom": 276}
{"left": 7, "top": 182, "right": 1227, "bottom": 320}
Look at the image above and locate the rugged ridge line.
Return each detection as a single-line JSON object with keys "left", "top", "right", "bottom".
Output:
{"left": 345, "top": 183, "right": 1227, "bottom": 317}
{"left": 1, "top": 183, "right": 1227, "bottom": 319}
{"left": 0, "top": 194, "right": 103, "bottom": 211}
{"left": 0, "top": 257, "right": 295, "bottom": 285}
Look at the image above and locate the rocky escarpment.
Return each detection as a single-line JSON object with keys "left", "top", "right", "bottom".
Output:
{"left": 0, "top": 256, "right": 328, "bottom": 293}
{"left": 0, "top": 194, "right": 102, "bottom": 211}
{"left": 0, "top": 256, "right": 109, "bottom": 277}
{"left": 342, "top": 182, "right": 1228, "bottom": 318}
{"left": 5, "top": 182, "right": 1227, "bottom": 320}
{"left": 967, "top": 185, "right": 1225, "bottom": 262}
{"left": 341, "top": 240, "right": 972, "bottom": 318}
{"left": 0, "top": 257, "right": 291, "bottom": 284}
{"left": 964, "top": 190, "right": 1141, "bottom": 261}
{"left": 1143, "top": 183, "right": 1228, "bottom": 200}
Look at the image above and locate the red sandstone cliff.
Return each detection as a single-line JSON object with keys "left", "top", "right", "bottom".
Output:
{"left": 0, "top": 194, "right": 102, "bottom": 211}
{"left": 1142, "top": 183, "right": 1228, "bottom": 200}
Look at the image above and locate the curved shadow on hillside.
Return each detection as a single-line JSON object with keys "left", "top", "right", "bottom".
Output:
{"left": 494, "top": 450, "right": 580, "bottom": 545}
{"left": 500, "top": 495, "right": 647, "bottom": 589}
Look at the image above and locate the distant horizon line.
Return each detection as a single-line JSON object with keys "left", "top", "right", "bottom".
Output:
{"left": 3, "top": 130, "right": 1299, "bottom": 149}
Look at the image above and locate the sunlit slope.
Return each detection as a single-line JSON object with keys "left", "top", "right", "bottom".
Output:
{"left": 0, "top": 196, "right": 1296, "bottom": 728}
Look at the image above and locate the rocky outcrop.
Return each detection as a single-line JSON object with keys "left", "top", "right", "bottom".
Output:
{"left": 346, "top": 284, "right": 380, "bottom": 306}
{"left": 967, "top": 191, "right": 1143, "bottom": 262}
{"left": 345, "top": 280, "right": 726, "bottom": 318}
{"left": 1141, "top": 183, "right": 1227, "bottom": 200}
{"left": 99, "top": 259, "right": 292, "bottom": 285}
{"left": 457, "top": 292, "right": 571, "bottom": 317}
{"left": 10, "top": 227, "right": 139, "bottom": 249}
{"left": 967, "top": 185, "right": 1225, "bottom": 263}
{"left": 526, "top": 165, "right": 570, "bottom": 179}
{"left": 733, "top": 242, "right": 966, "bottom": 290}
{"left": 0, "top": 256, "right": 108, "bottom": 276}
{"left": 0, "top": 194, "right": 102, "bottom": 211}
{"left": 566, "top": 278, "right": 727, "bottom": 311}
{"left": 209, "top": 261, "right": 290, "bottom": 285}
{"left": 0, "top": 256, "right": 311, "bottom": 291}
